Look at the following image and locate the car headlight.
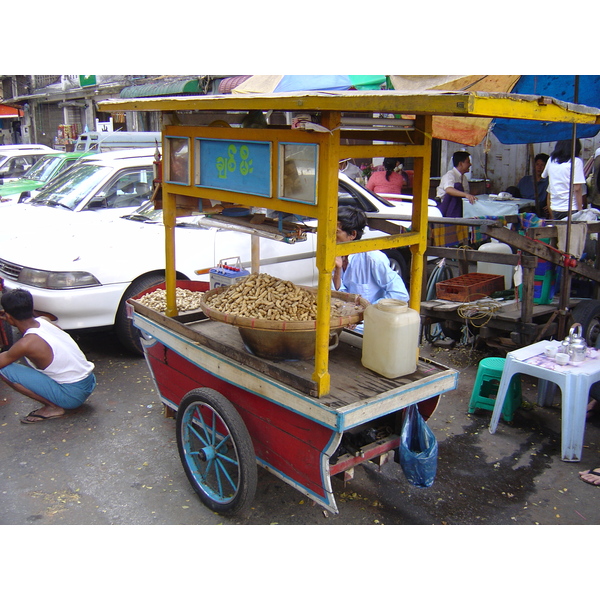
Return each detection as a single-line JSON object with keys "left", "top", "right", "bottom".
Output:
{"left": 18, "top": 268, "right": 100, "bottom": 289}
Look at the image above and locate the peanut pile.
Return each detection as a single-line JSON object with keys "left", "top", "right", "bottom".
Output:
{"left": 204, "top": 272, "right": 354, "bottom": 321}
{"left": 137, "top": 287, "right": 205, "bottom": 313}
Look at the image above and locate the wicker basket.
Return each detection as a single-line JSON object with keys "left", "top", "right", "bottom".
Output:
{"left": 199, "top": 287, "right": 368, "bottom": 360}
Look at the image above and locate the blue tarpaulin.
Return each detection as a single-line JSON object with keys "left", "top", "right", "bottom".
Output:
{"left": 491, "top": 75, "right": 600, "bottom": 144}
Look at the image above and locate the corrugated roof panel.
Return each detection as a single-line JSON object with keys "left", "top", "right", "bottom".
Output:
{"left": 120, "top": 79, "right": 200, "bottom": 99}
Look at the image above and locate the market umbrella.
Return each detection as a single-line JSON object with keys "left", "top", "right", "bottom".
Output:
{"left": 232, "top": 75, "right": 386, "bottom": 94}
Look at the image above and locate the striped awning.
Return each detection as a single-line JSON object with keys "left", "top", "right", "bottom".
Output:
{"left": 218, "top": 75, "right": 252, "bottom": 94}
{"left": 0, "top": 104, "right": 23, "bottom": 117}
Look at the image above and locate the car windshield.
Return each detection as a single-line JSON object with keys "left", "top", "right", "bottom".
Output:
{"left": 123, "top": 202, "right": 203, "bottom": 227}
{"left": 27, "top": 163, "right": 110, "bottom": 210}
{"left": 20, "top": 155, "right": 63, "bottom": 183}
{"left": 338, "top": 180, "right": 380, "bottom": 212}
{"left": 123, "top": 201, "right": 163, "bottom": 222}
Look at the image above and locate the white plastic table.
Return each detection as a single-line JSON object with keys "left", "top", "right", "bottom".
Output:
{"left": 488, "top": 339, "right": 600, "bottom": 461}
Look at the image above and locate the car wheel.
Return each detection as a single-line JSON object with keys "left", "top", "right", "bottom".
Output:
{"left": 115, "top": 273, "right": 166, "bottom": 355}
{"left": 383, "top": 249, "right": 410, "bottom": 291}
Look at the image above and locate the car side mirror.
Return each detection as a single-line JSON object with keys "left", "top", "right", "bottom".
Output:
{"left": 87, "top": 193, "right": 107, "bottom": 209}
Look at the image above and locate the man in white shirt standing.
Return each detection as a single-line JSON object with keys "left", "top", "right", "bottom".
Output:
{"left": 436, "top": 151, "right": 478, "bottom": 217}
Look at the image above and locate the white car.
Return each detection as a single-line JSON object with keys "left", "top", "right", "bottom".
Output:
{"left": 0, "top": 144, "right": 61, "bottom": 182}
{"left": 0, "top": 173, "right": 440, "bottom": 354}
{"left": 0, "top": 148, "right": 158, "bottom": 214}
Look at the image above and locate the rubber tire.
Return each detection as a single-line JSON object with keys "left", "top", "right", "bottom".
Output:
{"left": 382, "top": 248, "right": 410, "bottom": 291}
{"left": 1, "top": 319, "right": 13, "bottom": 351}
{"left": 114, "top": 273, "right": 166, "bottom": 355}
{"left": 176, "top": 388, "right": 257, "bottom": 517}
{"left": 570, "top": 299, "right": 600, "bottom": 348}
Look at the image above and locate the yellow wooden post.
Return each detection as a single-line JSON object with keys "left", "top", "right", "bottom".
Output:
{"left": 163, "top": 188, "right": 178, "bottom": 317}
{"left": 408, "top": 114, "right": 433, "bottom": 314}
{"left": 312, "top": 110, "right": 341, "bottom": 396}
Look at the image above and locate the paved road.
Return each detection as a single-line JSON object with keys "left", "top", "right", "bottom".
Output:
{"left": 1, "top": 330, "right": 599, "bottom": 526}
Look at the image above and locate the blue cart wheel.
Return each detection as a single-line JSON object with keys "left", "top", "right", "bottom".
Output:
{"left": 176, "top": 388, "right": 257, "bottom": 516}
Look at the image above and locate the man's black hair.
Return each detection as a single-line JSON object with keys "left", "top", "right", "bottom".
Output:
{"left": 452, "top": 151, "right": 471, "bottom": 168}
{"left": 535, "top": 153, "right": 550, "bottom": 164}
{"left": 1, "top": 288, "right": 35, "bottom": 321}
{"left": 551, "top": 139, "right": 581, "bottom": 164}
{"left": 338, "top": 205, "right": 367, "bottom": 240}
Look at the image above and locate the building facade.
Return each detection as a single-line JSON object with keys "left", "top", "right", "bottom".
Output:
{"left": 0, "top": 75, "right": 222, "bottom": 149}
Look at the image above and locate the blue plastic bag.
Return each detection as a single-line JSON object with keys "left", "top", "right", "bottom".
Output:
{"left": 399, "top": 404, "right": 438, "bottom": 487}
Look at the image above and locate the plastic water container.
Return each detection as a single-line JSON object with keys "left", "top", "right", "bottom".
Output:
{"left": 361, "top": 299, "right": 420, "bottom": 378}
{"left": 476, "top": 241, "right": 513, "bottom": 289}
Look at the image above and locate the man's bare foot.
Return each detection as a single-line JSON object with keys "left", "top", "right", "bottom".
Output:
{"left": 579, "top": 468, "right": 600, "bottom": 486}
{"left": 20, "top": 407, "right": 66, "bottom": 424}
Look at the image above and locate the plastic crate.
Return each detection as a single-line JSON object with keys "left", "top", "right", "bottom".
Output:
{"left": 436, "top": 273, "right": 505, "bottom": 302}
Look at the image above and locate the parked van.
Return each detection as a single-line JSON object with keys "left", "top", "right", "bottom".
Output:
{"left": 74, "top": 131, "right": 161, "bottom": 153}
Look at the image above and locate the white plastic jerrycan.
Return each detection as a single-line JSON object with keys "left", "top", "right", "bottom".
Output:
{"left": 361, "top": 299, "right": 420, "bottom": 378}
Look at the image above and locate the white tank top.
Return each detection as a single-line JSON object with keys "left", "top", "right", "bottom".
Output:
{"left": 24, "top": 318, "right": 95, "bottom": 384}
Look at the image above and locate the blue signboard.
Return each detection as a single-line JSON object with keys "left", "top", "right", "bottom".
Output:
{"left": 196, "top": 138, "right": 272, "bottom": 197}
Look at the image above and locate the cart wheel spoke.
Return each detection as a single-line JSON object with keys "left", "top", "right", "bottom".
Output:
{"left": 187, "top": 423, "right": 210, "bottom": 448}
{"left": 176, "top": 388, "right": 257, "bottom": 516}
{"left": 191, "top": 407, "right": 211, "bottom": 446}
{"left": 215, "top": 457, "right": 237, "bottom": 490}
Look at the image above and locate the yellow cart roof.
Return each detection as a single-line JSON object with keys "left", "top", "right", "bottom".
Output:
{"left": 98, "top": 90, "right": 600, "bottom": 124}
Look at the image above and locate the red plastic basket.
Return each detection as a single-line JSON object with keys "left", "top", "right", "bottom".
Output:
{"left": 436, "top": 273, "right": 504, "bottom": 302}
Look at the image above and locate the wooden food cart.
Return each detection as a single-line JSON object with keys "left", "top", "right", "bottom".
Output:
{"left": 98, "top": 90, "right": 600, "bottom": 516}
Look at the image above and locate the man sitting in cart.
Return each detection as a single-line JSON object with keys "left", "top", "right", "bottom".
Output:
{"left": 333, "top": 206, "right": 409, "bottom": 332}
{"left": 0, "top": 288, "right": 96, "bottom": 424}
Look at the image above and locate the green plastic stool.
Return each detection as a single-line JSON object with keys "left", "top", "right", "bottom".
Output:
{"left": 469, "top": 357, "right": 522, "bottom": 422}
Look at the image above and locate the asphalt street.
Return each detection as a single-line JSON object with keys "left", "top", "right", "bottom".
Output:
{"left": 1, "top": 326, "right": 599, "bottom": 528}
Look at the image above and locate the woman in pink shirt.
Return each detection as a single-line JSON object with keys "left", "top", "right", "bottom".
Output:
{"left": 366, "top": 158, "right": 403, "bottom": 195}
